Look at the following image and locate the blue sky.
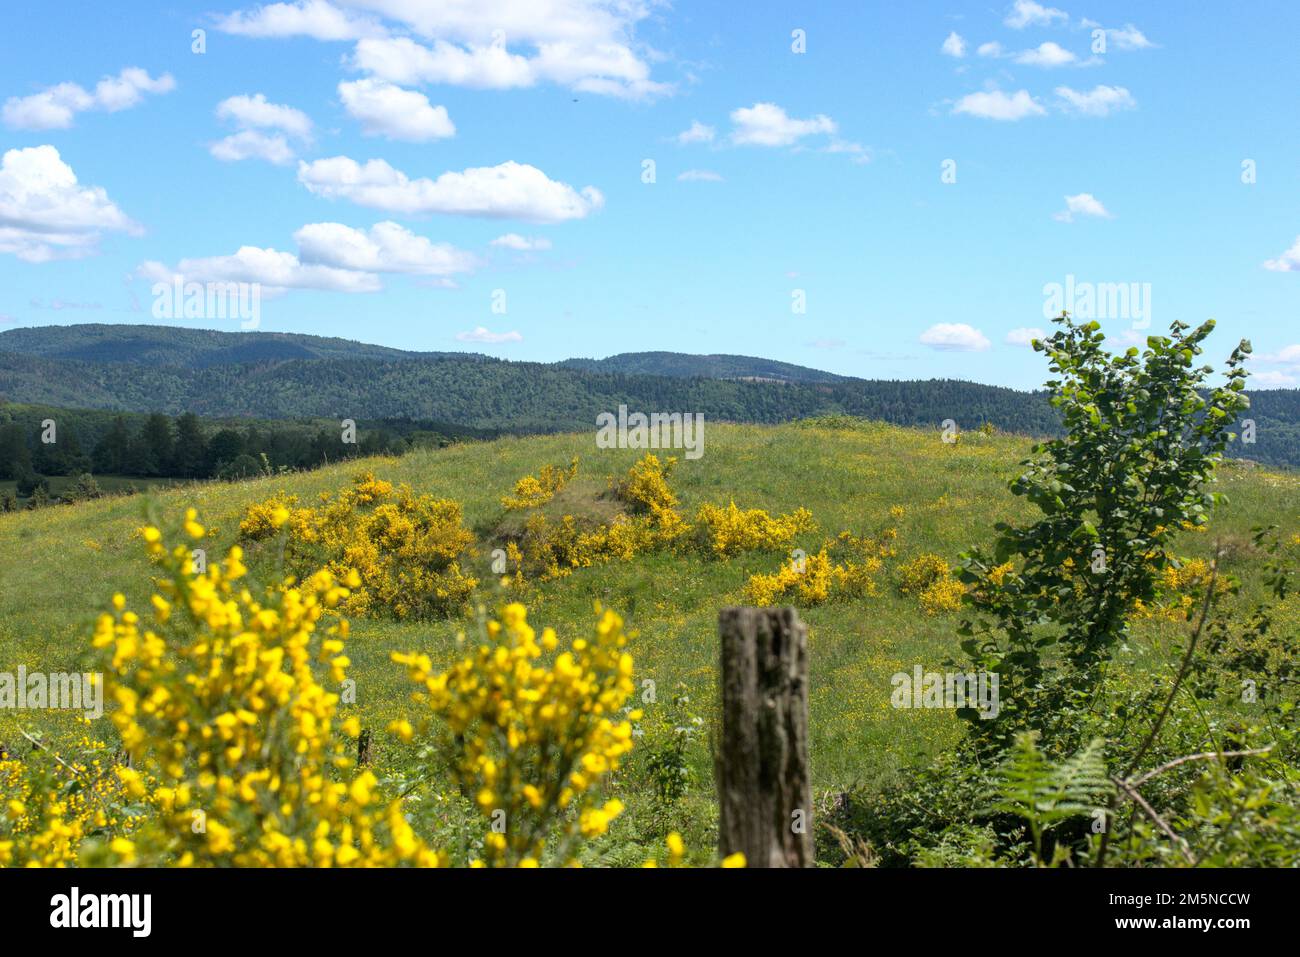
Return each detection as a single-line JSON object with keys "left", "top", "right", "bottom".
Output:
{"left": 1, "top": 0, "right": 1297, "bottom": 390}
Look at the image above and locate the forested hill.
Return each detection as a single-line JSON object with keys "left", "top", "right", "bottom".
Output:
{"left": 1, "top": 324, "right": 1297, "bottom": 468}
{"left": 558, "top": 351, "right": 848, "bottom": 383}
{"left": 0, "top": 348, "right": 1060, "bottom": 433}
{"left": 0, "top": 323, "right": 456, "bottom": 367}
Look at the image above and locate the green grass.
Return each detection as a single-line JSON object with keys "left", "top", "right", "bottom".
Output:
{"left": 2, "top": 420, "right": 1296, "bottom": 850}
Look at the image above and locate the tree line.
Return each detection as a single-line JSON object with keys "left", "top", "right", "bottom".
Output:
{"left": 0, "top": 405, "right": 490, "bottom": 507}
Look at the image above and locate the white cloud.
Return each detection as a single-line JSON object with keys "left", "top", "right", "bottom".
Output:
{"left": 920, "top": 323, "right": 991, "bottom": 352}
{"left": 677, "top": 169, "right": 723, "bottom": 182}
{"left": 1004, "top": 1, "right": 1068, "bottom": 29}
{"left": 0, "top": 145, "right": 140, "bottom": 262}
{"left": 942, "top": 32, "right": 967, "bottom": 58}
{"left": 297, "top": 156, "right": 604, "bottom": 222}
{"left": 294, "top": 221, "right": 478, "bottom": 275}
{"left": 210, "top": 130, "right": 298, "bottom": 165}
{"left": 675, "top": 120, "right": 715, "bottom": 145}
{"left": 1055, "top": 84, "right": 1136, "bottom": 116}
{"left": 491, "top": 233, "right": 552, "bottom": 250}
{"left": 1263, "top": 236, "right": 1300, "bottom": 272}
{"left": 1105, "top": 24, "right": 1155, "bottom": 51}
{"left": 135, "top": 218, "right": 480, "bottom": 294}
{"left": 730, "top": 102, "right": 836, "bottom": 147}
{"left": 1015, "top": 41, "right": 1077, "bottom": 67}
{"left": 349, "top": 36, "right": 535, "bottom": 89}
{"left": 824, "top": 139, "right": 872, "bottom": 164}
{"left": 1006, "top": 327, "right": 1045, "bottom": 347}
{"left": 223, "top": 1, "right": 672, "bottom": 99}
{"left": 338, "top": 79, "right": 454, "bottom": 141}
{"left": 216, "top": 93, "right": 313, "bottom": 139}
{"left": 457, "top": 326, "right": 522, "bottom": 344}
{"left": 1250, "top": 370, "right": 1298, "bottom": 388}
{"left": 1053, "top": 192, "right": 1112, "bottom": 222}
{"left": 952, "top": 89, "right": 1046, "bottom": 121}
{"left": 211, "top": 93, "right": 313, "bottom": 164}
{"left": 3, "top": 67, "right": 174, "bottom": 130}
{"left": 977, "top": 41, "right": 1004, "bottom": 57}
{"left": 136, "top": 248, "right": 381, "bottom": 294}
{"left": 216, "top": 0, "right": 386, "bottom": 40}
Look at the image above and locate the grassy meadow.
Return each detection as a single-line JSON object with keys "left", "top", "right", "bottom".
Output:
{"left": 2, "top": 418, "right": 1297, "bottom": 862}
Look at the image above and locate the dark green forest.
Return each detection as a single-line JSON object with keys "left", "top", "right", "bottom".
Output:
{"left": 0, "top": 403, "right": 493, "bottom": 507}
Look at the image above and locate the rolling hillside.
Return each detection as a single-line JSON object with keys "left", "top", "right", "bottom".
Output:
{"left": 1, "top": 419, "right": 1295, "bottom": 863}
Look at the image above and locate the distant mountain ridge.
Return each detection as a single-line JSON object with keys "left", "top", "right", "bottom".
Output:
{"left": 1, "top": 324, "right": 1297, "bottom": 468}
{"left": 0, "top": 325, "right": 845, "bottom": 383}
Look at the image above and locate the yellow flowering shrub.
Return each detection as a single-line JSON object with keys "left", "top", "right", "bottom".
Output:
{"left": 745, "top": 548, "right": 836, "bottom": 606}
{"left": 918, "top": 576, "right": 966, "bottom": 615}
{"left": 1133, "top": 556, "right": 1231, "bottom": 621}
{"left": 393, "top": 603, "right": 638, "bottom": 867}
{"left": 501, "top": 457, "right": 580, "bottom": 510}
{"left": 0, "top": 730, "right": 144, "bottom": 867}
{"left": 896, "top": 553, "right": 965, "bottom": 614}
{"left": 694, "top": 501, "right": 816, "bottom": 558}
{"left": 617, "top": 453, "right": 678, "bottom": 513}
{"left": 86, "top": 515, "right": 444, "bottom": 867}
{"left": 898, "top": 553, "right": 951, "bottom": 596}
{"left": 513, "top": 455, "right": 692, "bottom": 581}
{"left": 240, "top": 473, "right": 477, "bottom": 620}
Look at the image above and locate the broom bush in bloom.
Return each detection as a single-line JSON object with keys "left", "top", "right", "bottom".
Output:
{"left": 501, "top": 457, "right": 580, "bottom": 510}
{"left": 694, "top": 501, "right": 815, "bottom": 558}
{"left": 392, "top": 603, "right": 638, "bottom": 867}
{"left": 239, "top": 473, "right": 477, "bottom": 620}
{"left": 0, "top": 729, "right": 143, "bottom": 867}
{"left": 84, "top": 513, "right": 444, "bottom": 866}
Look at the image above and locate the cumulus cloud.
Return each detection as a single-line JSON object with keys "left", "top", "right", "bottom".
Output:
{"left": 1006, "top": 327, "right": 1045, "bottom": 347}
{"left": 216, "top": 93, "right": 313, "bottom": 139}
{"left": 294, "top": 221, "right": 479, "bottom": 275}
{"left": 0, "top": 145, "right": 140, "bottom": 262}
{"left": 977, "top": 41, "right": 1004, "bottom": 57}
{"left": 210, "top": 131, "right": 296, "bottom": 165}
{"left": 941, "top": 32, "right": 967, "bottom": 58}
{"left": 1004, "top": 1, "right": 1068, "bottom": 29}
{"left": 952, "top": 89, "right": 1046, "bottom": 121}
{"left": 136, "top": 247, "right": 380, "bottom": 294}
{"left": 135, "top": 220, "right": 477, "bottom": 294}
{"left": 1100, "top": 23, "right": 1155, "bottom": 51}
{"left": 216, "top": 0, "right": 386, "bottom": 40}
{"left": 920, "top": 323, "right": 991, "bottom": 352}
{"left": 211, "top": 93, "right": 313, "bottom": 164}
{"left": 457, "top": 326, "right": 522, "bottom": 344}
{"left": 490, "top": 233, "right": 552, "bottom": 251}
{"left": 1014, "top": 41, "right": 1077, "bottom": 67}
{"left": 3, "top": 67, "right": 174, "bottom": 130}
{"left": 222, "top": 0, "right": 670, "bottom": 99}
{"left": 297, "top": 156, "right": 604, "bottom": 222}
{"left": 338, "top": 79, "right": 454, "bottom": 141}
{"left": 1053, "top": 192, "right": 1112, "bottom": 222}
{"left": 675, "top": 120, "right": 715, "bottom": 145}
{"left": 1263, "top": 236, "right": 1300, "bottom": 272}
{"left": 730, "top": 102, "right": 836, "bottom": 147}
{"left": 677, "top": 169, "right": 723, "bottom": 182}
{"left": 1248, "top": 344, "right": 1300, "bottom": 387}
{"left": 1055, "top": 84, "right": 1136, "bottom": 116}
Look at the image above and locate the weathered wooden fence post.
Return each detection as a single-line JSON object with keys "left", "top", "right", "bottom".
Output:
{"left": 716, "top": 606, "right": 813, "bottom": 867}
